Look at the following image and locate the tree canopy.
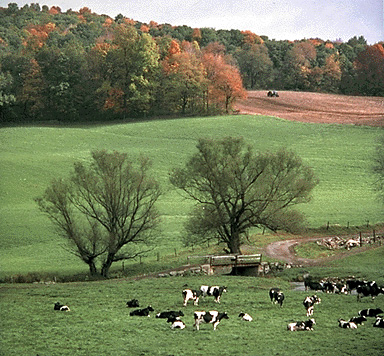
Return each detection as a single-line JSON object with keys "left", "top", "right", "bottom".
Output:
{"left": 170, "top": 137, "right": 319, "bottom": 254}
{"left": 35, "top": 150, "right": 161, "bottom": 277}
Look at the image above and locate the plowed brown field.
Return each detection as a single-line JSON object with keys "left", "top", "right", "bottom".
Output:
{"left": 236, "top": 91, "right": 384, "bottom": 126}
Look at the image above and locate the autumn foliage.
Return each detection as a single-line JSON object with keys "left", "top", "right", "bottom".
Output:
{"left": 0, "top": 4, "right": 381, "bottom": 123}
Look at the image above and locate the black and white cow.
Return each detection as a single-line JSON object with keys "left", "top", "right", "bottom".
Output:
{"left": 303, "top": 295, "right": 321, "bottom": 317}
{"left": 304, "top": 280, "right": 324, "bottom": 292}
{"left": 200, "top": 286, "right": 227, "bottom": 304}
{"left": 129, "top": 305, "right": 154, "bottom": 317}
{"left": 193, "top": 310, "right": 229, "bottom": 330}
{"left": 126, "top": 299, "right": 140, "bottom": 308}
{"left": 356, "top": 281, "right": 384, "bottom": 301}
{"left": 269, "top": 288, "right": 285, "bottom": 307}
{"left": 54, "top": 302, "right": 70, "bottom": 311}
{"left": 346, "top": 279, "right": 366, "bottom": 294}
{"left": 373, "top": 317, "right": 384, "bottom": 328}
{"left": 287, "top": 318, "right": 315, "bottom": 331}
{"left": 358, "top": 308, "right": 384, "bottom": 318}
{"left": 338, "top": 319, "right": 357, "bottom": 329}
{"left": 182, "top": 289, "right": 202, "bottom": 306}
{"left": 238, "top": 312, "right": 253, "bottom": 321}
{"left": 156, "top": 310, "right": 184, "bottom": 319}
{"left": 167, "top": 315, "right": 186, "bottom": 329}
{"left": 348, "top": 316, "right": 367, "bottom": 325}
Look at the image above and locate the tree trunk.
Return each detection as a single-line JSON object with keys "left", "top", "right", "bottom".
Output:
{"left": 101, "top": 253, "right": 115, "bottom": 278}
{"left": 88, "top": 261, "right": 98, "bottom": 276}
{"left": 228, "top": 231, "right": 242, "bottom": 254}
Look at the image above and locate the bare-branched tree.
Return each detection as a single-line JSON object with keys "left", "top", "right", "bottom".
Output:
{"left": 170, "top": 137, "right": 318, "bottom": 254}
{"left": 36, "top": 150, "right": 161, "bottom": 277}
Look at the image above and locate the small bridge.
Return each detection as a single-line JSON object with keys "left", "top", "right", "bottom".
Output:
{"left": 187, "top": 254, "right": 262, "bottom": 275}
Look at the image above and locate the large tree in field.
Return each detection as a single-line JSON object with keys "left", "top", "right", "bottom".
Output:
{"left": 36, "top": 150, "right": 161, "bottom": 277}
{"left": 170, "top": 137, "right": 318, "bottom": 254}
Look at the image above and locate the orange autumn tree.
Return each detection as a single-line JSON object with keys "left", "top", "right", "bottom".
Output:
{"left": 161, "top": 40, "right": 207, "bottom": 114}
{"left": 202, "top": 52, "right": 246, "bottom": 113}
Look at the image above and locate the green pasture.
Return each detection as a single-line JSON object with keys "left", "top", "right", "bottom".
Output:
{"left": 0, "top": 115, "right": 383, "bottom": 277}
{"left": 1, "top": 262, "right": 384, "bottom": 356}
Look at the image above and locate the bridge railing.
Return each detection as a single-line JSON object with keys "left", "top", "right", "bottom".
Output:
{"left": 187, "top": 254, "right": 262, "bottom": 267}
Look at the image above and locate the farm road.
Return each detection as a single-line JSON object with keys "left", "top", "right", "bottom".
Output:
{"left": 263, "top": 237, "right": 323, "bottom": 266}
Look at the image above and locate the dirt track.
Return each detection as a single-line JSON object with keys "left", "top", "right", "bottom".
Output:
{"left": 236, "top": 91, "right": 384, "bottom": 126}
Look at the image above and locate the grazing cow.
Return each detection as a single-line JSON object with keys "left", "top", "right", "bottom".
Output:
{"left": 304, "top": 280, "right": 324, "bottom": 292}
{"left": 287, "top": 319, "right": 316, "bottom": 331}
{"left": 356, "top": 281, "right": 384, "bottom": 301}
{"left": 348, "top": 316, "right": 367, "bottom": 325}
{"left": 182, "top": 289, "right": 202, "bottom": 306}
{"left": 129, "top": 305, "right": 154, "bottom": 317}
{"left": 156, "top": 310, "right": 184, "bottom": 319}
{"left": 373, "top": 317, "right": 384, "bottom": 328}
{"left": 303, "top": 295, "right": 321, "bottom": 317}
{"left": 238, "top": 312, "right": 253, "bottom": 321}
{"left": 269, "top": 288, "right": 285, "bottom": 307}
{"left": 54, "top": 302, "right": 70, "bottom": 311}
{"left": 167, "top": 315, "right": 186, "bottom": 329}
{"left": 126, "top": 299, "right": 140, "bottom": 308}
{"left": 193, "top": 310, "right": 229, "bottom": 330}
{"left": 358, "top": 308, "right": 384, "bottom": 318}
{"left": 346, "top": 279, "right": 366, "bottom": 294}
{"left": 200, "top": 286, "right": 227, "bottom": 303}
{"left": 338, "top": 319, "right": 358, "bottom": 329}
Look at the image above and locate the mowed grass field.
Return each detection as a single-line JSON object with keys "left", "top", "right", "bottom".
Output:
{"left": 0, "top": 115, "right": 383, "bottom": 277}
{"left": 1, "top": 247, "right": 384, "bottom": 356}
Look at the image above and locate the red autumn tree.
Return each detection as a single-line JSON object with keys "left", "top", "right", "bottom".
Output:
{"left": 354, "top": 44, "right": 384, "bottom": 96}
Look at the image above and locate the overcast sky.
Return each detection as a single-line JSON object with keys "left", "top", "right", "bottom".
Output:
{"left": 4, "top": 0, "right": 383, "bottom": 44}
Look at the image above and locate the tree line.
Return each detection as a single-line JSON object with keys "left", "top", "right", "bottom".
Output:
{"left": 1, "top": 3, "right": 383, "bottom": 123}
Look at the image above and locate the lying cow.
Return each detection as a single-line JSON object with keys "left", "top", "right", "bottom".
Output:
{"left": 338, "top": 319, "right": 357, "bottom": 329}
{"left": 348, "top": 316, "right": 367, "bottom": 325}
{"left": 54, "top": 302, "right": 70, "bottom": 311}
{"left": 238, "top": 312, "right": 253, "bottom": 321}
{"left": 269, "top": 288, "right": 285, "bottom": 307}
{"left": 182, "top": 289, "right": 202, "bottom": 306}
{"left": 167, "top": 315, "right": 186, "bottom": 329}
{"left": 129, "top": 305, "right": 154, "bottom": 317}
{"left": 303, "top": 295, "right": 321, "bottom": 317}
{"left": 358, "top": 308, "right": 384, "bottom": 318}
{"left": 193, "top": 310, "right": 229, "bottom": 330}
{"left": 200, "top": 285, "right": 227, "bottom": 304}
{"left": 156, "top": 310, "right": 184, "bottom": 319}
{"left": 287, "top": 319, "right": 315, "bottom": 331}
{"left": 126, "top": 299, "right": 139, "bottom": 308}
{"left": 373, "top": 317, "right": 384, "bottom": 328}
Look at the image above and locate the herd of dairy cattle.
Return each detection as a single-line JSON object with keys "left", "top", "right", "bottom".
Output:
{"left": 53, "top": 278, "right": 384, "bottom": 331}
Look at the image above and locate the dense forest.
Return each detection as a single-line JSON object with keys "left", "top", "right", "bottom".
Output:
{"left": 0, "top": 3, "right": 383, "bottom": 122}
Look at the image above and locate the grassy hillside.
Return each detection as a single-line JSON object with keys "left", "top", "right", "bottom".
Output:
{"left": 0, "top": 115, "right": 382, "bottom": 277}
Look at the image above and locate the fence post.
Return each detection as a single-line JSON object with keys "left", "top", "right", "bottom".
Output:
{"left": 373, "top": 230, "right": 376, "bottom": 244}
{"left": 327, "top": 221, "right": 330, "bottom": 230}
{"left": 359, "top": 232, "right": 362, "bottom": 247}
